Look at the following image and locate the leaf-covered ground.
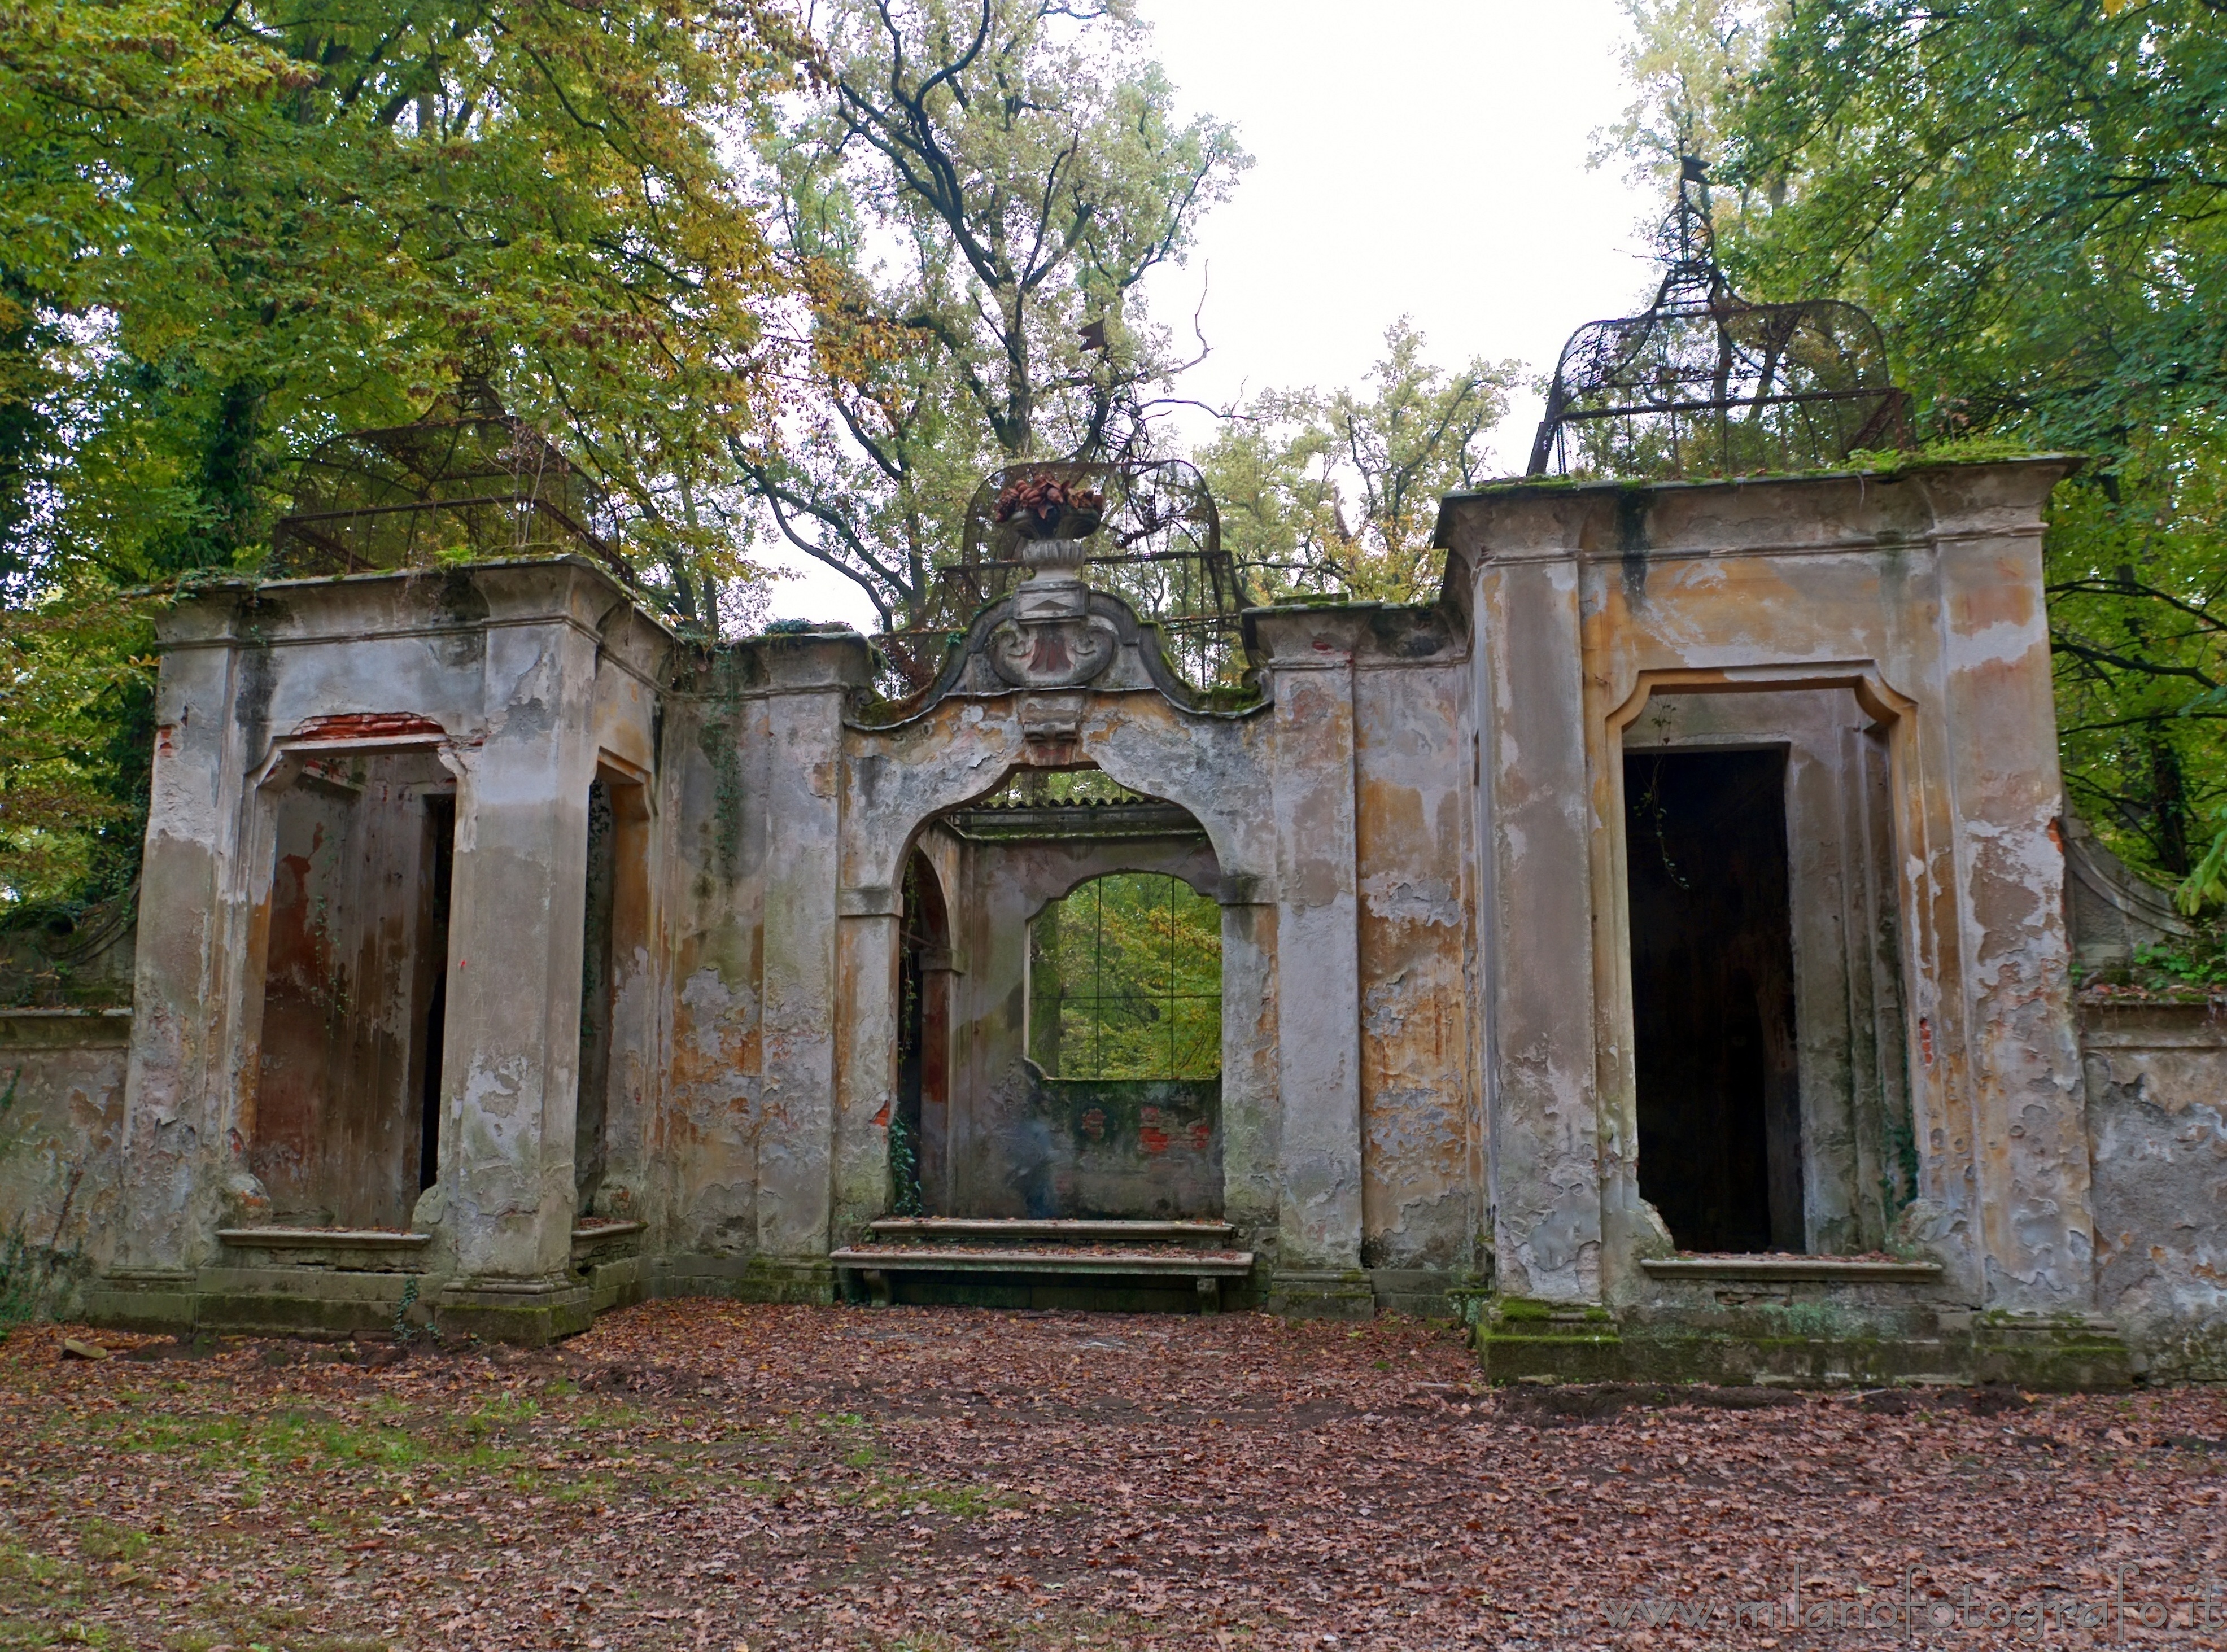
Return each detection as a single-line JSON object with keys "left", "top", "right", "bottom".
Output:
{"left": 1, "top": 1301, "right": 2222, "bottom": 1650}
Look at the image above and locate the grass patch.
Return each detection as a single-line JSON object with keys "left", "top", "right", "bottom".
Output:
{"left": 73, "top": 1520, "right": 146, "bottom": 1563}
{"left": 107, "top": 1410, "right": 429, "bottom": 1475}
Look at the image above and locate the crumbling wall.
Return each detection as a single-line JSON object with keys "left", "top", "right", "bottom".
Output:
{"left": 1444, "top": 459, "right": 2095, "bottom": 1327}
{"left": 2082, "top": 1000, "right": 2227, "bottom": 1380}
{"left": 0, "top": 903, "right": 136, "bottom": 1304}
{"left": 0, "top": 894, "right": 137, "bottom": 1010}
{"left": 2062, "top": 814, "right": 2193, "bottom": 978}
{"left": 0, "top": 1009, "right": 129, "bottom": 1304}
{"left": 835, "top": 683, "right": 1283, "bottom": 1250}
{"left": 656, "top": 667, "right": 771, "bottom": 1266}
{"left": 1351, "top": 628, "right": 1477, "bottom": 1274}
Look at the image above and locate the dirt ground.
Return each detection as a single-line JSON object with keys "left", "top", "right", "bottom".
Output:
{"left": 1, "top": 1300, "right": 2222, "bottom": 1651}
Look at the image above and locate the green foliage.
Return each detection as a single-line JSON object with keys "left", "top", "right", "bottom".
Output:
{"left": 389, "top": 1275, "right": 440, "bottom": 1347}
{"left": 5, "top": 0, "right": 816, "bottom": 588}
{"left": 739, "top": 0, "right": 1248, "bottom": 627}
{"left": 1710, "top": 0, "right": 2227, "bottom": 889}
{"left": 2180, "top": 817, "right": 2227, "bottom": 919}
{"left": 0, "top": 0, "right": 818, "bottom": 907}
{"left": 1198, "top": 320, "right": 1516, "bottom": 604}
{"left": 1595, "top": 0, "right": 1783, "bottom": 203}
{"left": 2130, "top": 938, "right": 2227, "bottom": 990}
{"left": 0, "top": 592, "right": 155, "bottom": 908}
{"left": 887, "top": 1104, "right": 923, "bottom": 1216}
{"left": 1029, "top": 872, "right": 1219, "bottom": 1080}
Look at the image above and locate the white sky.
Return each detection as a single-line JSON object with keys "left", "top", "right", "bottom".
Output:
{"left": 765, "top": 0, "right": 1659, "bottom": 626}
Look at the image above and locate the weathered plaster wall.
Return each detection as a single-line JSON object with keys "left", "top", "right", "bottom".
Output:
{"left": 96, "top": 558, "right": 669, "bottom": 1338}
{"left": 656, "top": 674, "right": 766, "bottom": 1268}
{"left": 0, "top": 1010, "right": 130, "bottom": 1305}
{"left": 53, "top": 465, "right": 2213, "bottom": 1361}
{"left": 2082, "top": 1001, "right": 2227, "bottom": 1380}
{"left": 833, "top": 679, "right": 1281, "bottom": 1250}
{"left": 1351, "top": 633, "right": 1477, "bottom": 1274}
{"left": 649, "top": 637, "right": 865, "bottom": 1293}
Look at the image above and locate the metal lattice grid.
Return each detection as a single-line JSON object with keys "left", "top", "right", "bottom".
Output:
{"left": 888, "top": 458, "right": 1250, "bottom": 694}
{"left": 269, "top": 378, "right": 630, "bottom": 583}
{"left": 1028, "top": 872, "right": 1222, "bottom": 1081}
{"left": 1528, "top": 159, "right": 1911, "bottom": 482}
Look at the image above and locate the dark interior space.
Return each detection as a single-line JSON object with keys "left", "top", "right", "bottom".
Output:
{"left": 414, "top": 792, "right": 455, "bottom": 1194}
{"left": 894, "top": 850, "right": 950, "bottom": 1216}
{"left": 1626, "top": 747, "right": 1804, "bottom": 1252}
{"left": 575, "top": 779, "right": 617, "bottom": 1214}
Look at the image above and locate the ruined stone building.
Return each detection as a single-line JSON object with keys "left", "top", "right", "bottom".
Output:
{"left": 2, "top": 334, "right": 2222, "bottom": 1386}
{"left": 0, "top": 445, "right": 2215, "bottom": 1387}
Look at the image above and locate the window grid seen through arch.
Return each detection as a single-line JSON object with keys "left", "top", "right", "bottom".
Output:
{"left": 1028, "top": 873, "right": 1221, "bottom": 1080}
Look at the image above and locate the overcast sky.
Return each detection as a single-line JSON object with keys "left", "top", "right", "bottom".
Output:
{"left": 765, "top": 0, "right": 1659, "bottom": 626}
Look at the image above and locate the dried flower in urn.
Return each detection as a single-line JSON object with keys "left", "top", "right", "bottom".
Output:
{"left": 993, "top": 473, "right": 1106, "bottom": 537}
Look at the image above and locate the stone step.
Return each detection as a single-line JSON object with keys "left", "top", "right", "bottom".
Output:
{"left": 832, "top": 1243, "right": 1254, "bottom": 1276}
{"left": 834, "top": 1237, "right": 1254, "bottom": 1310}
{"left": 865, "top": 1217, "right": 1235, "bottom": 1247}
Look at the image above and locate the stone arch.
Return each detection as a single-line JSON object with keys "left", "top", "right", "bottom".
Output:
{"left": 832, "top": 688, "right": 1278, "bottom": 1238}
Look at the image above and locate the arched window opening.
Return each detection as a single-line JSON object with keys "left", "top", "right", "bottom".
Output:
{"left": 1028, "top": 873, "right": 1221, "bottom": 1081}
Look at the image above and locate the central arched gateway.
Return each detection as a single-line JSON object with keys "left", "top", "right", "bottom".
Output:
{"left": 907, "top": 772, "right": 1225, "bottom": 1224}
{"left": 813, "top": 571, "right": 1467, "bottom": 1312}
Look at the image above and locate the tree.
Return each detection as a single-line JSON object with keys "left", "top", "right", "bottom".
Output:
{"left": 738, "top": 0, "right": 1248, "bottom": 630}
{"left": 0, "top": 0, "right": 815, "bottom": 605}
{"left": 1717, "top": 0, "right": 2227, "bottom": 892}
{"left": 0, "top": 0, "right": 817, "bottom": 910}
{"left": 1595, "top": 0, "right": 1781, "bottom": 199}
{"left": 1198, "top": 320, "right": 1515, "bottom": 605}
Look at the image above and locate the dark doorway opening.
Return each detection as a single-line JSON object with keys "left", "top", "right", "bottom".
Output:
{"left": 1626, "top": 748, "right": 1803, "bottom": 1252}
{"left": 416, "top": 793, "right": 455, "bottom": 1194}
{"left": 575, "top": 779, "right": 617, "bottom": 1214}
{"left": 895, "top": 850, "right": 951, "bottom": 1216}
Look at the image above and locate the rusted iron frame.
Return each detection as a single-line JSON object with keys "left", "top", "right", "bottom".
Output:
{"left": 959, "top": 547, "right": 1228, "bottom": 571}
{"left": 274, "top": 494, "right": 631, "bottom": 583}
{"left": 1529, "top": 256, "right": 1906, "bottom": 479}
{"left": 894, "top": 456, "right": 1247, "bottom": 693}
{"left": 274, "top": 390, "right": 630, "bottom": 583}
{"left": 1551, "top": 385, "right": 1900, "bottom": 421}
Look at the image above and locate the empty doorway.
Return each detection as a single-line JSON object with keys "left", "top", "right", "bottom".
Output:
{"left": 1625, "top": 748, "right": 1802, "bottom": 1252}
{"left": 248, "top": 750, "right": 455, "bottom": 1228}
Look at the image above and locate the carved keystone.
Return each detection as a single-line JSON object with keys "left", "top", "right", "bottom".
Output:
{"left": 1017, "top": 692, "right": 1088, "bottom": 748}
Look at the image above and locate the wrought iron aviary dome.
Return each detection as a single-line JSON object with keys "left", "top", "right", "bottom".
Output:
{"left": 1527, "top": 159, "right": 1911, "bottom": 480}
{"left": 270, "top": 377, "right": 630, "bottom": 582}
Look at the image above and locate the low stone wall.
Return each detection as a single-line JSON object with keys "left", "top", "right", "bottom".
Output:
{"left": 0, "top": 1009, "right": 131, "bottom": 1312}
{"left": 2082, "top": 998, "right": 2227, "bottom": 1382}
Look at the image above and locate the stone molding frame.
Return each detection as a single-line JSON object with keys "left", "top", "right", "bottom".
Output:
{"left": 849, "top": 585, "right": 1262, "bottom": 732}
{"left": 1605, "top": 665, "right": 1920, "bottom": 1262}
